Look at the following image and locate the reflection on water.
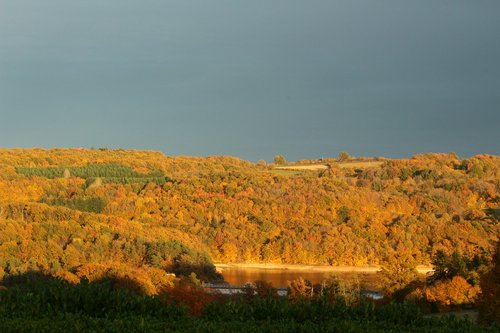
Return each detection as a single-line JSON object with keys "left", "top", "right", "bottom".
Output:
{"left": 218, "top": 268, "right": 380, "bottom": 291}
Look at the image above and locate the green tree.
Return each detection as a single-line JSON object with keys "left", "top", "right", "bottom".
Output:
{"left": 324, "top": 274, "right": 361, "bottom": 306}
{"left": 428, "top": 250, "right": 483, "bottom": 285}
{"left": 338, "top": 151, "right": 351, "bottom": 162}
{"left": 337, "top": 206, "right": 350, "bottom": 224}
{"left": 273, "top": 155, "right": 287, "bottom": 165}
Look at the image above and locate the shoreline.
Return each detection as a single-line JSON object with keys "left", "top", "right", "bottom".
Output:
{"left": 215, "top": 263, "right": 434, "bottom": 274}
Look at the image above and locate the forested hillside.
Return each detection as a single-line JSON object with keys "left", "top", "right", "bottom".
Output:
{"left": 0, "top": 148, "right": 498, "bottom": 286}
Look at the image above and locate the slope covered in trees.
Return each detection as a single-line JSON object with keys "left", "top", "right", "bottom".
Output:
{"left": 0, "top": 148, "right": 498, "bottom": 284}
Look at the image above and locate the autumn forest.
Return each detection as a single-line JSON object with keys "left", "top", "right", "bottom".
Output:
{"left": 0, "top": 148, "right": 498, "bottom": 331}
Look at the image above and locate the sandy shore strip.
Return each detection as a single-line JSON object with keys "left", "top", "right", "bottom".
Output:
{"left": 215, "top": 263, "right": 434, "bottom": 274}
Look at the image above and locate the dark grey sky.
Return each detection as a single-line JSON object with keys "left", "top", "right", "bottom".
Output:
{"left": 1, "top": 1, "right": 499, "bottom": 161}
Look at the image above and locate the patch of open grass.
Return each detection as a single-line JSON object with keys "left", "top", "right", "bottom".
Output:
{"left": 336, "top": 161, "right": 384, "bottom": 169}
{"left": 267, "top": 169, "right": 303, "bottom": 176}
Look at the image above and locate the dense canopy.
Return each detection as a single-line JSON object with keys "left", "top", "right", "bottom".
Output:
{"left": 0, "top": 149, "right": 498, "bottom": 286}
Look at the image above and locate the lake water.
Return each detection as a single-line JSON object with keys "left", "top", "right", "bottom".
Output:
{"left": 218, "top": 267, "right": 381, "bottom": 291}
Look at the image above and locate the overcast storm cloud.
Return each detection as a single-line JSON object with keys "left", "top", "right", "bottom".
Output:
{"left": 0, "top": 1, "right": 499, "bottom": 161}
